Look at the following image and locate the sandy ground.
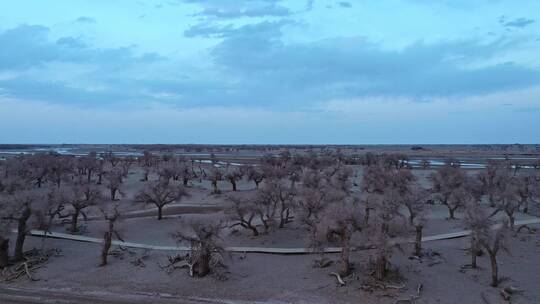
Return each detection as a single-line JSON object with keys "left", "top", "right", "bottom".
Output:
{"left": 2, "top": 165, "right": 540, "bottom": 303}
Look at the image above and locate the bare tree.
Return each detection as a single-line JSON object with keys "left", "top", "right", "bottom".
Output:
{"left": 47, "top": 156, "right": 74, "bottom": 188}
{"left": 402, "top": 185, "right": 429, "bottom": 257}
{"left": 61, "top": 180, "right": 103, "bottom": 233}
{"left": 246, "top": 166, "right": 264, "bottom": 189}
{"left": 312, "top": 196, "right": 363, "bottom": 276}
{"left": 464, "top": 200, "right": 509, "bottom": 286}
{"left": 1, "top": 181, "right": 40, "bottom": 262}
{"left": 135, "top": 181, "right": 188, "bottom": 220}
{"left": 490, "top": 169, "right": 521, "bottom": 229}
{"left": 171, "top": 221, "right": 227, "bottom": 277}
{"left": 0, "top": 214, "right": 9, "bottom": 269}
{"left": 226, "top": 194, "right": 260, "bottom": 236}
{"left": 225, "top": 167, "right": 243, "bottom": 191}
{"left": 257, "top": 178, "right": 296, "bottom": 229}
{"left": 430, "top": 164, "right": 470, "bottom": 219}
{"left": 481, "top": 224, "right": 510, "bottom": 287}
{"left": 104, "top": 168, "right": 124, "bottom": 201}
{"left": 362, "top": 164, "right": 412, "bottom": 280}
{"left": 99, "top": 203, "right": 123, "bottom": 266}
{"left": 208, "top": 167, "right": 223, "bottom": 194}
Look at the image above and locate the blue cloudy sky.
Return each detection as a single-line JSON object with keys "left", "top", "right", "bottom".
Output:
{"left": 0, "top": 0, "right": 539, "bottom": 144}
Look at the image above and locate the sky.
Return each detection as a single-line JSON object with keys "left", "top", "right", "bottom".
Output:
{"left": 0, "top": 0, "right": 539, "bottom": 144}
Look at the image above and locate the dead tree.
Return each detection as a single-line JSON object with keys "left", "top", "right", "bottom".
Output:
{"left": 1, "top": 186, "right": 39, "bottom": 262}
{"left": 480, "top": 222, "right": 510, "bottom": 287}
{"left": 171, "top": 221, "right": 227, "bottom": 277}
{"left": 246, "top": 166, "right": 264, "bottom": 189}
{"left": 362, "top": 164, "right": 412, "bottom": 280}
{"left": 430, "top": 164, "right": 469, "bottom": 219}
{"left": 134, "top": 181, "right": 188, "bottom": 220}
{"left": 477, "top": 161, "right": 504, "bottom": 207}
{"left": 99, "top": 204, "right": 123, "bottom": 266}
{"left": 226, "top": 194, "right": 260, "bottom": 236}
{"left": 402, "top": 185, "right": 429, "bottom": 257}
{"left": 257, "top": 178, "right": 296, "bottom": 229}
{"left": 312, "top": 196, "right": 363, "bottom": 276}
{"left": 490, "top": 170, "right": 520, "bottom": 229}
{"left": 225, "top": 168, "right": 243, "bottom": 191}
{"left": 464, "top": 201, "right": 490, "bottom": 269}
{"left": 104, "top": 168, "right": 124, "bottom": 201}
{"left": 208, "top": 167, "right": 223, "bottom": 194}
{"left": 0, "top": 220, "right": 9, "bottom": 269}
{"left": 60, "top": 181, "right": 102, "bottom": 233}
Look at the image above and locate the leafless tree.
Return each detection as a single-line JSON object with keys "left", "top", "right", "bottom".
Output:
{"left": 311, "top": 196, "right": 363, "bottom": 276}
{"left": 139, "top": 151, "right": 156, "bottom": 182}
{"left": 46, "top": 156, "right": 74, "bottom": 188}
{"left": 257, "top": 178, "right": 296, "bottom": 228}
{"left": 464, "top": 200, "right": 510, "bottom": 286}
{"left": 430, "top": 164, "right": 470, "bottom": 219}
{"left": 99, "top": 203, "right": 123, "bottom": 266}
{"left": 362, "top": 164, "right": 412, "bottom": 280}
{"left": 61, "top": 180, "right": 103, "bottom": 233}
{"left": 134, "top": 181, "right": 188, "bottom": 220}
{"left": 245, "top": 166, "right": 264, "bottom": 189}
{"left": 0, "top": 180, "right": 41, "bottom": 261}
{"left": 225, "top": 167, "right": 243, "bottom": 191}
{"left": 226, "top": 194, "right": 260, "bottom": 236}
{"left": 104, "top": 168, "right": 124, "bottom": 201}
{"left": 208, "top": 167, "right": 224, "bottom": 194}
{"left": 0, "top": 213, "right": 9, "bottom": 269}
{"left": 490, "top": 170, "right": 521, "bottom": 229}
{"left": 119, "top": 157, "right": 135, "bottom": 177}
{"left": 480, "top": 225, "right": 510, "bottom": 287}
{"left": 402, "top": 185, "right": 429, "bottom": 257}
{"left": 102, "top": 151, "right": 120, "bottom": 168}
{"left": 171, "top": 221, "right": 227, "bottom": 277}
{"left": 477, "top": 160, "right": 505, "bottom": 207}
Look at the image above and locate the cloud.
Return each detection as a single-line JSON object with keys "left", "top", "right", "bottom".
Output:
{"left": 184, "top": 23, "right": 235, "bottom": 38}
{"left": 503, "top": 17, "right": 535, "bottom": 28}
{"left": 0, "top": 25, "right": 164, "bottom": 70}
{"left": 338, "top": 2, "right": 352, "bottom": 8}
{"left": 75, "top": 16, "right": 96, "bottom": 24}
{"left": 183, "top": 0, "right": 291, "bottom": 18}
{"left": 0, "top": 25, "right": 169, "bottom": 106}
{"left": 208, "top": 20, "right": 540, "bottom": 104}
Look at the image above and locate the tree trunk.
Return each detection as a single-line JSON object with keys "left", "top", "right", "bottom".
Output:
{"left": 471, "top": 236, "right": 478, "bottom": 268}
{"left": 0, "top": 237, "right": 9, "bottom": 269}
{"left": 183, "top": 177, "right": 188, "bottom": 186}
{"left": 157, "top": 205, "right": 163, "bottom": 220}
{"left": 375, "top": 255, "right": 386, "bottom": 280}
{"left": 195, "top": 249, "right": 210, "bottom": 277}
{"left": 111, "top": 188, "right": 117, "bottom": 201}
{"left": 254, "top": 181, "right": 260, "bottom": 189}
{"left": 231, "top": 180, "right": 237, "bottom": 191}
{"left": 508, "top": 213, "right": 515, "bottom": 230}
{"left": 70, "top": 208, "right": 80, "bottom": 233}
{"left": 100, "top": 231, "right": 112, "bottom": 266}
{"left": 249, "top": 225, "right": 259, "bottom": 236}
{"left": 489, "top": 253, "right": 498, "bottom": 287}
{"left": 87, "top": 169, "right": 92, "bottom": 182}
{"left": 14, "top": 207, "right": 31, "bottom": 261}
{"left": 448, "top": 206, "right": 456, "bottom": 220}
{"left": 414, "top": 225, "right": 423, "bottom": 256}
{"left": 98, "top": 173, "right": 103, "bottom": 185}
{"left": 339, "top": 231, "right": 350, "bottom": 276}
